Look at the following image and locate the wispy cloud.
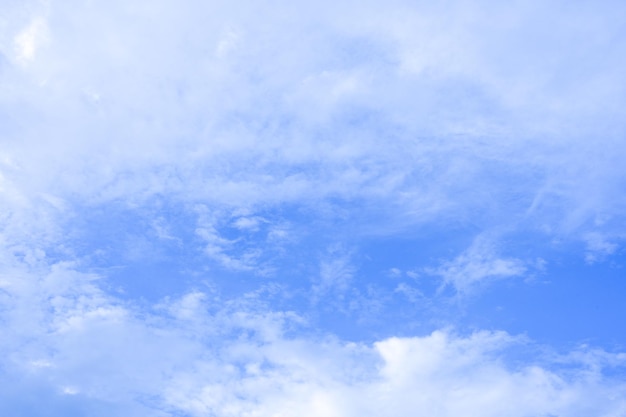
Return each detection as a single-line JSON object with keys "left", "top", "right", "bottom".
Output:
{"left": 1, "top": 257, "right": 624, "bottom": 416}
{"left": 426, "top": 235, "right": 528, "bottom": 294}
{"left": 1, "top": 0, "right": 626, "bottom": 414}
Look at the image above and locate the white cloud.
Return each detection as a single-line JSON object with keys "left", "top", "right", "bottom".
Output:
{"left": 193, "top": 206, "right": 284, "bottom": 273}
{"left": 0, "top": 0, "right": 624, "bottom": 245}
{"left": 394, "top": 282, "right": 424, "bottom": 303}
{"left": 13, "top": 16, "right": 48, "bottom": 64}
{"left": 312, "top": 246, "right": 355, "bottom": 300}
{"left": 232, "top": 215, "right": 265, "bottom": 232}
{"left": 1, "top": 1, "right": 626, "bottom": 414}
{"left": 145, "top": 327, "right": 626, "bottom": 417}
{"left": 427, "top": 235, "right": 527, "bottom": 294}
{"left": 584, "top": 232, "right": 620, "bottom": 264}
{"left": 0, "top": 249, "right": 625, "bottom": 416}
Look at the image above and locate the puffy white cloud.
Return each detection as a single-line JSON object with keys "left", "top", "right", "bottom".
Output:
{"left": 2, "top": 258, "right": 625, "bottom": 416}
{"left": 0, "top": 232, "right": 625, "bottom": 416}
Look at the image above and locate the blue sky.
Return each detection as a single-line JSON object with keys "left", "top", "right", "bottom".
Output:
{"left": 1, "top": 0, "right": 626, "bottom": 415}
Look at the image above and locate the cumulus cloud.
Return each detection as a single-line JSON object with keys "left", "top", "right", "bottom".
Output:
{"left": 0, "top": 220, "right": 625, "bottom": 416}
{"left": 0, "top": 256, "right": 624, "bottom": 417}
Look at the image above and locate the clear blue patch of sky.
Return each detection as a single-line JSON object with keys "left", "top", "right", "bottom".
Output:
{"left": 63, "top": 196, "right": 626, "bottom": 353}
{"left": 463, "top": 250, "right": 626, "bottom": 350}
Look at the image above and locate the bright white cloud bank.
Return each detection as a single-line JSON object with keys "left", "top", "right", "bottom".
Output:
{"left": 2, "top": 0, "right": 626, "bottom": 250}
{"left": 1, "top": 0, "right": 626, "bottom": 415}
